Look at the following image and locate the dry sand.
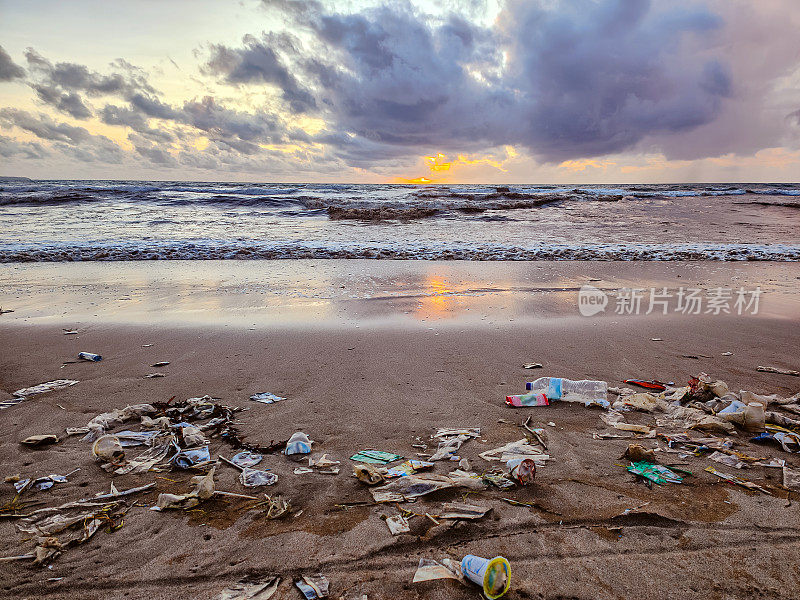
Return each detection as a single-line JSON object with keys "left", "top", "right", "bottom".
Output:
{"left": 1, "top": 260, "right": 799, "bottom": 599}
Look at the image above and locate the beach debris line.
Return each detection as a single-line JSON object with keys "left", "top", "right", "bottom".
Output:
{"left": 249, "top": 392, "right": 285, "bottom": 404}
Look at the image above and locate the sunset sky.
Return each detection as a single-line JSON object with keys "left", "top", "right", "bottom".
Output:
{"left": 1, "top": 0, "right": 800, "bottom": 183}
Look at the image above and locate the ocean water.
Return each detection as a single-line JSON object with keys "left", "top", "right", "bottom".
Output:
{"left": 1, "top": 180, "right": 799, "bottom": 261}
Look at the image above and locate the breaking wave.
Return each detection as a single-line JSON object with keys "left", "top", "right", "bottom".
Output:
{"left": 2, "top": 242, "right": 799, "bottom": 262}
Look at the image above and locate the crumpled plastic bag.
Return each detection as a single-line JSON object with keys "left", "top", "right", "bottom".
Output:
{"left": 231, "top": 451, "right": 263, "bottom": 468}
{"left": 239, "top": 468, "right": 278, "bottom": 487}
{"left": 219, "top": 576, "right": 280, "bottom": 600}
{"left": 412, "top": 557, "right": 465, "bottom": 583}
{"left": 172, "top": 445, "right": 211, "bottom": 469}
{"left": 114, "top": 435, "right": 174, "bottom": 475}
{"left": 78, "top": 404, "right": 157, "bottom": 442}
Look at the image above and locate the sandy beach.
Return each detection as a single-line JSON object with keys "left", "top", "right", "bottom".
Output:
{"left": 1, "top": 260, "right": 800, "bottom": 599}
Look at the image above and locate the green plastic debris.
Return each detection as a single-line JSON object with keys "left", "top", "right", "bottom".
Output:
{"left": 350, "top": 450, "right": 404, "bottom": 465}
{"left": 627, "top": 462, "right": 683, "bottom": 484}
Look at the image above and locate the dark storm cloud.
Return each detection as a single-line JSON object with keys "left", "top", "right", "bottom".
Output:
{"left": 202, "top": 33, "right": 317, "bottom": 113}
{"left": 129, "top": 134, "right": 179, "bottom": 166}
{"left": 31, "top": 84, "right": 92, "bottom": 119}
{"left": 22, "top": 49, "right": 158, "bottom": 119}
{"left": 0, "top": 45, "right": 25, "bottom": 81}
{"left": 100, "top": 104, "right": 174, "bottom": 142}
{"left": 180, "top": 96, "right": 287, "bottom": 144}
{"left": 0, "top": 108, "right": 92, "bottom": 143}
{"left": 237, "top": 0, "right": 739, "bottom": 163}
{"left": 24, "top": 49, "right": 156, "bottom": 97}
{"left": 502, "top": 0, "right": 732, "bottom": 159}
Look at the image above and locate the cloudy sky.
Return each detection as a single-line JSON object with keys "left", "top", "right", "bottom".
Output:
{"left": 1, "top": 0, "right": 799, "bottom": 183}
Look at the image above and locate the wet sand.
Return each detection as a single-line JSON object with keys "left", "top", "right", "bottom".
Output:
{"left": 1, "top": 261, "right": 799, "bottom": 599}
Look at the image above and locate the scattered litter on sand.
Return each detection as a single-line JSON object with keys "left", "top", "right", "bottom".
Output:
{"left": 295, "top": 574, "right": 329, "bottom": 599}
{"left": 77, "top": 352, "right": 102, "bottom": 362}
{"left": 627, "top": 462, "right": 683, "bottom": 484}
{"left": 708, "top": 451, "right": 747, "bottom": 469}
{"left": 412, "top": 557, "right": 464, "bottom": 583}
{"left": 151, "top": 361, "right": 170, "bottom": 367}
{"left": 239, "top": 468, "right": 278, "bottom": 487}
{"left": 429, "top": 428, "right": 480, "bottom": 461}
{"left": 783, "top": 466, "right": 800, "bottom": 492}
{"left": 461, "top": 554, "right": 511, "bottom": 599}
{"left": 385, "top": 513, "right": 410, "bottom": 535}
{"left": 479, "top": 439, "right": 549, "bottom": 465}
{"left": 285, "top": 432, "right": 313, "bottom": 457}
{"left": 230, "top": 451, "right": 263, "bottom": 468}
{"left": 218, "top": 576, "right": 281, "bottom": 600}
{"left": 705, "top": 466, "right": 770, "bottom": 494}
{"left": 353, "top": 464, "right": 384, "bottom": 485}
{"left": 439, "top": 502, "right": 491, "bottom": 520}
{"left": 20, "top": 434, "right": 59, "bottom": 447}
{"left": 350, "top": 450, "right": 402, "bottom": 465}
{"left": 2, "top": 380, "right": 79, "bottom": 410}
{"left": 623, "top": 444, "right": 656, "bottom": 463}
{"left": 522, "top": 363, "right": 543, "bottom": 369}
{"left": 757, "top": 365, "right": 799, "bottom": 376}
{"left": 249, "top": 392, "right": 285, "bottom": 404}
{"left": 152, "top": 467, "right": 217, "bottom": 511}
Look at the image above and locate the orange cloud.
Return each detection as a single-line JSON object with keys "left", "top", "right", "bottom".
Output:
{"left": 392, "top": 148, "right": 518, "bottom": 183}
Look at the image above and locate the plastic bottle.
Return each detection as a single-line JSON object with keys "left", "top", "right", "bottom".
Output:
{"left": 78, "top": 352, "right": 102, "bottom": 362}
{"left": 525, "top": 377, "right": 608, "bottom": 405}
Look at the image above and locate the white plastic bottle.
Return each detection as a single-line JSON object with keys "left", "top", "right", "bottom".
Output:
{"left": 526, "top": 377, "right": 608, "bottom": 406}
